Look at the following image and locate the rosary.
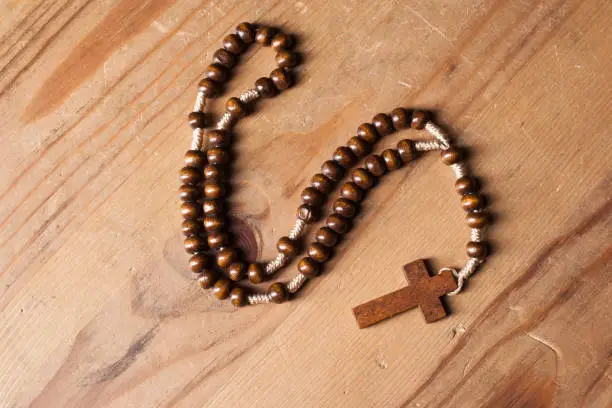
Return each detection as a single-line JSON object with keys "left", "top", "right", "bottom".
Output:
{"left": 178, "top": 23, "right": 490, "bottom": 328}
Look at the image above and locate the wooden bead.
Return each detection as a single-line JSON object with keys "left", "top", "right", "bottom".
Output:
{"left": 357, "top": 123, "right": 378, "bottom": 144}
{"left": 364, "top": 155, "right": 386, "bottom": 177}
{"left": 311, "top": 173, "right": 334, "bottom": 194}
{"left": 180, "top": 202, "right": 201, "bottom": 219}
{"left": 326, "top": 213, "right": 349, "bottom": 234}
{"left": 455, "top": 176, "right": 477, "bottom": 195}
{"left": 184, "top": 150, "right": 206, "bottom": 168}
{"left": 351, "top": 168, "right": 375, "bottom": 190}
{"left": 203, "top": 214, "right": 224, "bottom": 231}
{"left": 179, "top": 166, "right": 202, "bottom": 185}
{"left": 228, "top": 262, "right": 246, "bottom": 281}
{"left": 308, "top": 242, "right": 330, "bottom": 263}
{"left": 247, "top": 263, "right": 264, "bottom": 283}
{"left": 315, "top": 227, "right": 338, "bottom": 247}
{"left": 213, "top": 48, "right": 237, "bottom": 68}
{"left": 277, "top": 236, "right": 298, "bottom": 256}
{"left": 301, "top": 187, "right": 324, "bottom": 207}
{"left": 213, "top": 278, "right": 232, "bottom": 299}
{"left": 296, "top": 204, "right": 317, "bottom": 223}
{"left": 466, "top": 241, "right": 488, "bottom": 259}
{"left": 391, "top": 108, "right": 410, "bottom": 129}
{"left": 333, "top": 146, "right": 356, "bottom": 168}
{"left": 271, "top": 32, "right": 293, "bottom": 50}
{"left": 184, "top": 236, "right": 205, "bottom": 254}
{"left": 255, "top": 26, "right": 276, "bottom": 45}
{"left": 226, "top": 97, "right": 245, "bottom": 118}
{"left": 321, "top": 160, "right": 345, "bottom": 181}
{"left": 347, "top": 136, "right": 370, "bottom": 157}
{"left": 270, "top": 68, "right": 291, "bottom": 90}
{"left": 204, "top": 181, "right": 225, "bottom": 198}
{"left": 255, "top": 77, "right": 276, "bottom": 98}
{"left": 340, "top": 182, "right": 364, "bottom": 202}
{"left": 198, "top": 269, "right": 217, "bottom": 289}
{"left": 461, "top": 193, "right": 485, "bottom": 212}
{"left": 397, "top": 139, "right": 416, "bottom": 163}
{"left": 203, "top": 164, "right": 223, "bottom": 180}
{"left": 298, "top": 257, "right": 320, "bottom": 277}
{"left": 235, "top": 22, "right": 255, "bottom": 43}
{"left": 372, "top": 113, "right": 394, "bottom": 136}
{"left": 382, "top": 149, "right": 402, "bottom": 171}
{"left": 189, "top": 253, "right": 211, "bottom": 273}
{"left": 207, "top": 231, "right": 228, "bottom": 248}
{"left": 223, "top": 33, "right": 244, "bottom": 55}
{"left": 188, "top": 111, "right": 206, "bottom": 129}
{"left": 203, "top": 199, "right": 223, "bottom": 215}
{"left": 207, "top": 148, "right": 230, "bottom": 166}
{"left": 208, "top": 129, "right": 230, "bottom": 147}
{"left": 198, "top": 78, "right": 221, "bottom": 97}
{"left": 205, "top": 63, "right": 228, "bottom": 82}
{"left": 179, "top": 184, "right": 200, "bottom": 202}
{"left": 275, "top": 50, "right": 298, "bottom": 68}
{"left": 466, "top": 212, "right": 490, "bottom": 228}
{"left": 332, "top": 197, "right": 357, "bottom": 218}
{"left": 268, "top": 282, "right": 288, "bottom": 303}
{"left": 217, "top": 247, "right": 237, "bottom": 268}
{"left": 441, "top": 147, "right": 462, "bottom": 165}
{"left": 182, "top": 219, "right": 201, "bottom": 237}
{"left": 411, "top": 110, "right": 428, "bottom": 129}
{"left": 230, "top": 287, "right": 247, "bottom": 307}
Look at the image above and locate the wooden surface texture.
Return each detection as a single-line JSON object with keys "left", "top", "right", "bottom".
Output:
{"left": 0, "top": 0, "right": 610, "bottom": 407}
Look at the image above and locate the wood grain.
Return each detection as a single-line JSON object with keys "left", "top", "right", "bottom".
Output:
{"left": 0, "top": 0, "right": 610, "bottom": 407}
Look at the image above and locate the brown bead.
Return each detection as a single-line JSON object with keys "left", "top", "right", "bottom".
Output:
{"left": 207, "top": 231, "right": 228, "bottom": 248}
{"left": 357, "top": 123, "right": 378, "bottom": 144}
{"left": 271, "top": 32, "right": 293, "bottom": 50}
{"left": 351, "top": 168, "right": 375, "bottom": 190}
{"left": 315, "top": 227, "right": 338, "bottom": 247}
{"left": 204, "top": 181, "right": 225, "bottom": 198}
{"left": 441, "top": 147, "right": 462, "bottom": 165}
{"left": 396, "top": 139, "right": 416, "bottom": 163}
{"left": 340, "top": 182, "right": 364, "bottom": 202}
{"left": 208, "top": 129, "right": 230, "bottom": 147}
{"left": 301, "top": 187, "right": 325, "bottom": 207}
{"left": 326, "top": 213, "right": 349, "bottom": 234}
{"left": 298, "top": 257, "right": 320, "bottom": 277}
{"left": 296, "top": 204, "right": 317, "bottom": 223}
{"left": 332, "top": 197, "right": 357, "bottom": 218}
{"left": 203, "top": 214, "right": 224, "bottom": 232}
{"left": 198, "top": 269, "right": 218, "bottom": 289}
{"left": 226, "top": 97, "right": 245, "bottom": 118}
{"left": 333, "top": 146, "right": 356, "bottom": 168}
{"left": 189, "top": 253, "right": 211, "bottom": 273}
{"left": 188, "top": 111, "right": 206, "bottom": 129}
{"left": 207, "top": 148, "right": 230, "bottom": 166}
{"left": 179, "top": 166, "right": 202, "bottom": 185}
{"left": 228, "top": 262, "right": 246, "bottom": 281}
{"left": 203, "top": 164, "right": 223, "bottom": 180}
{"left": 466, "top": 212, "right": 490, "bottom": 228}
{"left": 213, "top": 278, "right": 232, "bottom": 299}
{"left": 223, "top": 34, "right": 244, "bottom": 55}
{"left": 411, "top": 110, "right": 429, "bottom": 129}
{"left": 213, "top": 48, "right": 237, "bottom": 68}
{"left": 230, "top": 287, "right": 247, "bottom": 307}
{"left": 372, "top": 113, "right": 394, "bottom": 136}
{"left": 364, "top": 155, "right": 386, "bottom": 177}
{"left": 455, "top": 176, "right": 477, "bottom": 195}
{"left": 268, "top": 282, "right": 288, "bottom": 303}
{"left": 321, "top": 160, "right": 345, "bottom": 182}
{"left": 182, "top": 219, "right": 201, "bottom": 237}
{"left": 347, "top": 136, "right": 370, "bottom": 157}
{"left": 461, "top": 193, "right": 485, "bottom": 212}
{"left": 391, "top": 108, "right": 410, "bottom": 129}
{"left": 382, "top": 149, "right": 402, "bottom": 171}
{"left": 206, "top": 63, "right": 228, "bottom": 82}
{"left": 255, "top": 26, "right": 276, "bottom": 46}
{"left": 180, "top": 202, "right": 201, "bottom": 219}
{"left": 202, "top": 199, "right": 223, "bottom": 215}
{"left": 255, "top": 77, "right": 276, "bottom": 98}
{"left": 275, "top": 50, "right": 298, "bottom": 68}
{"left": 308, "top": 242, "right": 330, "bottom": 263}
{"left": 466, "top": 241, "right": 488, "bottom": 259}
{"left": 270, "top": 68, "right": 291, "bottom": 90}
{"left": 277, "top": 236, "right": 298, "bottom": 256}
{"left": 179, "top": 184, "right": 200, "bottom": 202}
{"left": 235, "top": 22, "right": 255, "bottom": 43}
{"left": 217, "top": 247, "right": 238, "bottom": 268}
{"left": 198, "top": 78, "right": 221, "bottom": 98}
{"left": 247, "top": 263, "right": 264, "bottom": 283}
{"left": 184, "top": 150, "right": 206, "bottom": 168}
{"left": 311, "top": 173, "right": 334, "bottom": 194}
{"left": 184, "top": 236, "right": 205, "bottom": 254}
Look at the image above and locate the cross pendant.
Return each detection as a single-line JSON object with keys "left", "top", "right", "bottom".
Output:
{"left": 352, "top": 259, "right": 458, "bottom": 329}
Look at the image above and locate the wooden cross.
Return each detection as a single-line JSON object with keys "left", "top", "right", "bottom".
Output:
{"left": 352, "top": 259, "right": 458, "bottom": 329}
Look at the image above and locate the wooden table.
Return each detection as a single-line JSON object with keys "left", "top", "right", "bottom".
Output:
{"left": 0, "top": 1, "right": 610, "bottom": 407}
